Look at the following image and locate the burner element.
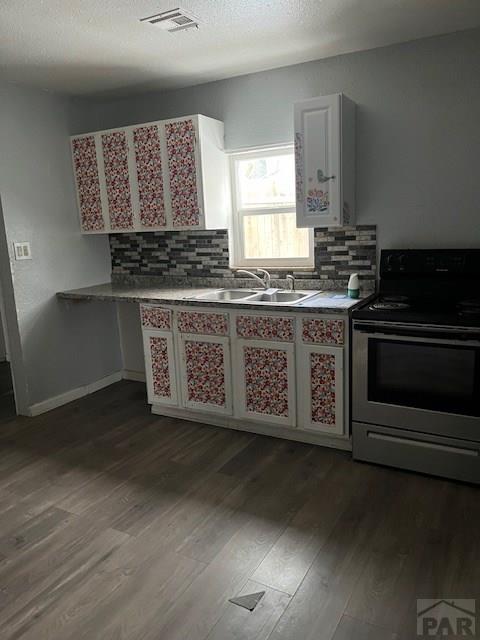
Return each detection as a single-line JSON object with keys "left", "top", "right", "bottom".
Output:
{"left": 381, "top": 295, "right": 410, "bottom": 303}
{"left": 370, "top": 301, "right": 411, "bottom": 311}
{"left": 370, "top": 295, "right": 411, "bottom": 311}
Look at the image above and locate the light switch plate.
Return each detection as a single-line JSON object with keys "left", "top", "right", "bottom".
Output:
{"left": 13, "top": 242, "right": 32, "bottom": 260}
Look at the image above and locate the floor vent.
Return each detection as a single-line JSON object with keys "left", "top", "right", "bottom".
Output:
{"left": 140, "top": 7, "right": 200, "bottom": 32}
{"left": 229, "top": 591, "right": 265, "bottom": 612}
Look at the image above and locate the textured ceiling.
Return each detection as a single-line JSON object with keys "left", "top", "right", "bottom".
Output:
{"left": 1, "top": 0, "right": 480, "bottom": 96}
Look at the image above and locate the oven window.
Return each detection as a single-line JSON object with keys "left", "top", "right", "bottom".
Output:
{"left": 368, "top": 339, "right": 480, "bottom": 416}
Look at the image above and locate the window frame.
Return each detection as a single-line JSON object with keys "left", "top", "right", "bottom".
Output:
{"left": 228, "top": 145, "right": 314, "bottom": 270}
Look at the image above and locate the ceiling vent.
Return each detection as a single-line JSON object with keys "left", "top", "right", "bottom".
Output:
{"left": 140, "top": 7, "right": 200, "bottom": 32}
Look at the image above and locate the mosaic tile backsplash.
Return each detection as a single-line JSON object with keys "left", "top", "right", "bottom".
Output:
{"left": 109, "top": 226, "right": 376, "bottom": 288}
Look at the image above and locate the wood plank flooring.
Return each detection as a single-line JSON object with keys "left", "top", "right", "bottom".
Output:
{"left": 0, "top": 380, "right": 478, "bottom": 640}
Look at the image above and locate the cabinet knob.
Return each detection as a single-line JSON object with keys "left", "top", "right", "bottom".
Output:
{"left": 317, "top": 170, "right": 336, "bottom": 183}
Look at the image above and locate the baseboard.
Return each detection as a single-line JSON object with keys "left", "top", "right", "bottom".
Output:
{"left": 122, "top": 369, "right": 146, "bottom": 383}
{"left": 28, "top": 371, "right": 123, "bottom": 417}
{"left": 151, "top": 404, "right": 352, "bottom": 451}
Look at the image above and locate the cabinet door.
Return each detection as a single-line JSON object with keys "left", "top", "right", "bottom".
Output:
{"left": 294, "top": 94, "right": 341, "bottom": 228}
{"left": 101, "top": 130, "right": 135, "bottom": 231}
{"left": 165, "top": 118, "right": 202, "bottom": 229}
{"left": 71, "top": 135, "right": 106, "bottom": 232}
{"left": 236, "top": 339, "right": 296, "bottom": 427}
{"left": 297, "top": 344, "right": 344, "bottom": 435}
{"left": 143, "top": 330, "right": 178, "bottom": 406}
{"left": 132, "top": 124, "right": 167, "bottom": 229}
{"left": 178, "top": 334, "right": 232, "bottom": 415}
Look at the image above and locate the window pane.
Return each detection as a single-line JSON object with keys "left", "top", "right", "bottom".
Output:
{"left": 243, "top": 212, "right": 310, "bottom": 260}
{"left": 237, "top": 154, "right": 295, "bottom": 208}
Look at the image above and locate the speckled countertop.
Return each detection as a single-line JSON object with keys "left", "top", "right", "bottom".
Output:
{"left": 57, "top": 282, "right": 371, "bottom": 314}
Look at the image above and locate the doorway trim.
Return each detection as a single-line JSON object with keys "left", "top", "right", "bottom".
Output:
{"left": 0, "top": 196, "right": 29, "bottom": 416}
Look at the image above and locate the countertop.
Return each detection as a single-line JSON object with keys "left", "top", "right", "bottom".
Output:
{"left": 57, "top": 282, "right": 371, "bottom": 314}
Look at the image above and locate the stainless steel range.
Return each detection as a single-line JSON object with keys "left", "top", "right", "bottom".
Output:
{"left": 351, "top": 249, "right": 480, "bottom": 484}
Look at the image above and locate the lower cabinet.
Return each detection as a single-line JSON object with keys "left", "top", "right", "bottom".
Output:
{"left": 235, "top": 338, "right": 296, "bottom": 427}
{"left": 178, "top": 334, "right": 233, "bottom": 415}
{"left": 297, "top": 344, "right": 344, "bottom": 435}
{"left": 142, "top": 306, "right": 349, "bottom": 445}
{"left": 143, "top": 329, "right": 178, "bottom": 406}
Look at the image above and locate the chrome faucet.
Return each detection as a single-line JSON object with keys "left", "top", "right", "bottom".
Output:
{"left": 236, "top": 269, "right": 271, "bottom": 289}
{"left": 286, "top": 275, "right": 295, "bottom": 291}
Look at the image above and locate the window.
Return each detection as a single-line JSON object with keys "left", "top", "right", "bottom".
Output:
{"left": 229, "top": 146, "right": 314, "bottom": 269}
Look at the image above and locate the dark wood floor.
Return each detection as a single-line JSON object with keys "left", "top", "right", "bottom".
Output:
{"left": 0, "top": 381, "right": 478, "bottom": 640}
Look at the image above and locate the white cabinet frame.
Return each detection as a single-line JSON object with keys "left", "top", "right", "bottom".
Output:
{"left": 71, "top": 114, "right": 229, "bottom": 234}
{"left": 177, "top": 333, "right": 233, "bottom": 416}
{"left": 235, "top": 338, "right": 296, "bottom": 428}
{"left": 141, "top": 304, "right": 351, "bottom": 449}
{"left": 297, "top": 343, "right": 344, "bottom": 435}
{"left": 143, "top": 329, "right": 178, "bottom": 407}
{"left": 294, "top": 93, "right": 355, "bottom": 228}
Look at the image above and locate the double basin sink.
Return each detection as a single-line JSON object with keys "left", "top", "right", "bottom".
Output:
{"left": 188, "top": 288, "right": 321, "bottom": 305}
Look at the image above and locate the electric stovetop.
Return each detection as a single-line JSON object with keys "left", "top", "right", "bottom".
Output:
{"left": 352, "top": 249, "right": 480, "bottom": 328}
{"left": 352, "top": 294, "right": 480, "bottom": 328}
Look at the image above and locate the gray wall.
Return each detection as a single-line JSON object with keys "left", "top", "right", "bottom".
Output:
{"left": 0, "top": 81, "right": 122, "bottom": 410}
{"left": 0, "top": 321, "right": 5, "bottom": 361}
{"left": 0, "top": 281, "right": 6, "bottom": 360}
{"left": 117, "top": 302, "right": 145, "bottom": 379}
{"left": 71, "top": 28, "right": 480, "bottom": 251}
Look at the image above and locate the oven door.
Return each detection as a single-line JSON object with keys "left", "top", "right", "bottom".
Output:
{"left": 352, "top": 322, "right": 480, "bottom": 441}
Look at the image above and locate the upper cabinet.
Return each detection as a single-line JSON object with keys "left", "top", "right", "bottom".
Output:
{"left": 70, "top": 115, "right": 230, "bottom": 234}
{"left": 294, "top": 93, "right": 355, "bottom": 228}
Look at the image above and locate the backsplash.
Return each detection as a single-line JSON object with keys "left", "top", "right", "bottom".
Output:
{"left": 110, "top": 225, "right": 376, "bottom": 287}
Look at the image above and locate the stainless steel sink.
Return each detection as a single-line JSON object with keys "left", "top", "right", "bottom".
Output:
{"left": 247, "top": 291, "right": 311, "bottom": 303}
{"left": 190, "top": 288, "right": 321, "bottom": 305}
{"left": 194, "top": 289, "right": 258, "bottom": 301}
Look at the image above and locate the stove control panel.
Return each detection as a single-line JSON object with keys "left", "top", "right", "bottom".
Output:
{"left": 381, "top": 249, "right": 480, "bottom": 277}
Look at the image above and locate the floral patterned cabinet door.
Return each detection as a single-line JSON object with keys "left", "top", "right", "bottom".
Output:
{"left": 101, "top": 130, "right": 135, "bottom": 231}
{"left": 165, "top": 118, "right": 201, "bottom": 228}
{"left": 178, "top": 334, "right": 232, "bottom": 415}
{"left": 296, "top": 343, "right": 344, "bottom": 435}
{"left": 71, "top": 135, "right": 106, "bottom": 232}
{"left": 143, "top": 329, "right": 178, "bottom": 406}
{"left": 236, "top": 339, "right": 296, "bottom": 428}
{"left": 132, "top": 124, "right": 167, "bottom": 229}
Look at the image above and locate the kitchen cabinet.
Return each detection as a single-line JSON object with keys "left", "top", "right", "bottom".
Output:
{"left": 176, "top": 309, "right": 232, "bottom": 415}
{"left": 297, "top": 344, "right": 344, "bottom": 435}
{"left": 141, "top": 305, "right": 178, "bottom": 406}
{"left": 70, "top": 114, "right": 229, "bottom": 234}
{"left": 178, "top": 334, "right": 232, "bottom": 415}
{"left": 236, "top": 338, "right": 296, "bottom": 427}
{"left": 132, "top": 123, "right": 166, "bottom": 229}
{"left": 294, "top": 93, "right": 355, "bottom": 228}
{"left": 140, "top": 305, "right": 350, "bottom": 449}
{"left": 233, "top": 312, "right": 296, "bottom": 427}
{"left": 101, "top": 129, "right": 135, "bottom": 231}
{"left": 70, "top": 135, "right": 105, "bottom": 232}
{"left": 143, "top": 329, "right": 178, "bottom": 407}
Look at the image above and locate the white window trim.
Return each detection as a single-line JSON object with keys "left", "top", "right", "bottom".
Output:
{"left": 228, "top": 145, "right": 314, "bottom": 270}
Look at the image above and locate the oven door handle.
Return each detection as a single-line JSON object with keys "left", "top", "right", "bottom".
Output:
{"left": 354, "top": 323, "right": 480, "bottom": 341}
